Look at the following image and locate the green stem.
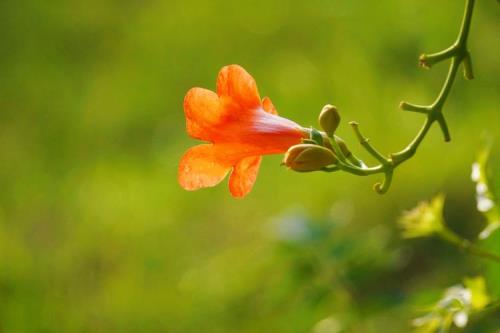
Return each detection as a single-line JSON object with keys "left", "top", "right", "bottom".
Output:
{"left": 391, "top": 117, "right": 432, "bottom": 166}
{"left": 331, "top": 0, "right": 476, "bottom": 191}
{"left": 432, "top": 58, "right": 460, "bottom": 111}
{"left": 457, "top": 0, "right": 475, "bottom": 47}
{"left": 336, "top": 161, "right": 383, "bottom": 176}
{"left": 438, "top": 228, "right": 500, "bottom": 264}
{"left": 299, "top": 0, "right": 476, "bottom": 191}
{"left": 349, "top": 121, "right": 390, "bottom": 165}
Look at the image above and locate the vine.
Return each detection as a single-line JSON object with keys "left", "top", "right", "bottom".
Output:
{"left": 303, "top": 0, "right": 476, "bottom": 194}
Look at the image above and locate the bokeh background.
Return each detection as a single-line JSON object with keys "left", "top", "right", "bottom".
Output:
{"left": 0, "top": 0, "right": 499, "bottom": 332}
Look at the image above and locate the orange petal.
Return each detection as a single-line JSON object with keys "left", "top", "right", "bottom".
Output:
{"left": 229, "top": 155, "right": 262, "bottom": 198}
{"left": 178, "top": 144, "right": 231, "bottom": 191}
{"left": 216, "top": 65, "right": 261, "bottom": 109}
{"left": 262, "top": 97, "right": 278, "bottom": 115}
{"left": 184, "top": 87, "right": 221, "bottom": 140}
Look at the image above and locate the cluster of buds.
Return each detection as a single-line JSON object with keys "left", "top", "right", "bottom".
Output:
{"left": 283, "top": 105, "right": 343, "bottom": 172}
{"left": 282, "top": 103, "right": 393, "bottom": 194}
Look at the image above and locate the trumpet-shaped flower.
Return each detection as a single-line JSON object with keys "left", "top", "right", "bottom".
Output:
{"left": 179, "top": 65, "right": 307, "bottom": 198}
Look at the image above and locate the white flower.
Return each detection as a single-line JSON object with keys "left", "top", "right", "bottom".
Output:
{"left": 476, "top": 182, "right": 488, "bottom": 195}
{"left": 477, "top": 196, "right": 494, "bottom": 212}
{"left": 471, "top": 162, "right": 481, "bottom": 182}
{"left": 453, "top": 311, "right": 468, "bottom": 328}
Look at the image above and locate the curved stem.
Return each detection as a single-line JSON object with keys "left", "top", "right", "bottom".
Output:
{"left": 391, "top": 117, "right": 433, "bottom": 166}
{"left": 466, "top": 244, "right": 500, "bottom": 263}
{"left": 325, "top": 0, "right": 476, "bottom": 191}
{"left": 336, "top": 161, "right": 383, "bottom": 176}
{"left": 390, "top": 0, "right": 476, "bottom": 168}
{"left": 457, "top": 0, "right": 475, "bottom": 47}
{"left": 432, "top": 57, "right": 460, "bottom": 111}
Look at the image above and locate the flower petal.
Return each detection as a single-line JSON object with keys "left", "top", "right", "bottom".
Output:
{"left": 184, "top": 87, "right": 221, "bottom": 140}
{"left": 178, "top": 144, "right": 231, "bottom": 191}
{"left": 262, "top": 96, "right": 278, "bottom": 115}
{"left": 229, "top": 156, "right": 262, "bottom": 198}
{"left": 217, "top": 65, "right": 261, "bottom": 109}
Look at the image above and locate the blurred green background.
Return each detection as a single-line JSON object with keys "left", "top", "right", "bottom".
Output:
{"left": 0, "top": 0, "right": 499, "bottom": 332}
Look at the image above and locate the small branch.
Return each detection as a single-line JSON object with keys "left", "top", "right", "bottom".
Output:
{"left": 457, "top": 0, "right": 475, "bottom": 47}
{"left": 327, "top": 0, "right": 476, "bottom": 193}
{"left": 436, "top": 113, "right": 451, "bottom": 142}
{"left": 463, "top": 51, "right": 474, "bottom": 80}
{"left": 399, "top": 101, "right": 430, "bottom": 114}
{"left": 439, "top": 228, "right": 500, "bottom": 264}
{"left": 349, "top": 121, "right": 390, "bottom": 166}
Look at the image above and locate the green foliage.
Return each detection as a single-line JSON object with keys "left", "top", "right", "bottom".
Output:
{"left": 399, "top": 194, "right": 445, "bottom": 239}
{"left": 400, "top": 151, "right": 500, "bottom": 332}
{"left": 471, "top": 143, "right": 500, "bottom": 239}
{"left": 464, "top": 276, "right": 490, "bottom": 310}
{"left": 412, "top": 277, "right": 491, "bottom": 333}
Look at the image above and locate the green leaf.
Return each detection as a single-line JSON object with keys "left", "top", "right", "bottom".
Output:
{"left": 398, "top": 194, "right": 445, "bottom": 239}
{"left": 463, "top": 276, "right": 490, "bottom": 310}
{"left": 309, "top": 127, "right": 324, "bottom": 146}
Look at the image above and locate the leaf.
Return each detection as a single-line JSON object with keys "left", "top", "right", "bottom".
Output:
{"left": 399, "top": 194, "right": 445, "bottom": 239}
{"left": 463, "top": 276, "right": 490, "bottom": 310}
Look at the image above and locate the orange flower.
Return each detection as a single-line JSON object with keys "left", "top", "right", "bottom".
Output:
{"left": 179, "top": 65, "right": 307, "bottom": 198}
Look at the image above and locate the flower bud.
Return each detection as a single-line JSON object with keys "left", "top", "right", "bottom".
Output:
{"left": 318, "top": 104, "right": 340, "bottom": 137}
{"left": 334, "top": 136, "right": 351, "bottom": 158}
{"left": 283, "top": 144, "right": 337, "bottom": 172}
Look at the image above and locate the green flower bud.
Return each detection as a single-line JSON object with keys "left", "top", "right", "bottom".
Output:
{"left": 334, "top": 136, "right": 351, "bottom": 158}
{"left": 318, "top": 104, "right": 340, "bottom": 137}
{"left": 283, "top": 144, "right": 337, "bottom": 172}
